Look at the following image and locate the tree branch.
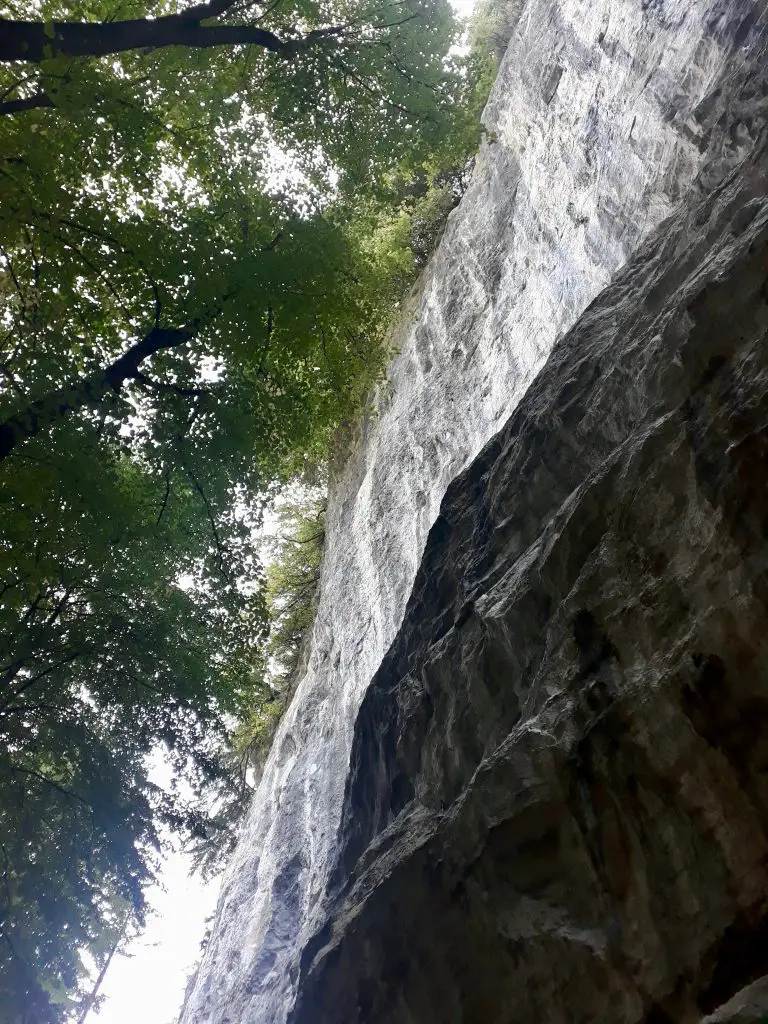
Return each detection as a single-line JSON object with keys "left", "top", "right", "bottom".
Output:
{"left": 0, "top": 701, "right": 69, "bottom": 719}
{"left": 156, "top": 470, "right": 172, "bottom": 526}
{"left": 0, "top": 91, "right": 54, "bottom": 115}
{"left": 0, "top": 844, "right": 12, "bottom": 918}
{"left": 9, "top": 764, "right": 92, "bottom": 807}
{"left": 134, "top": 372, "right": 210, "bottom": 399}
{"left": 3, "top": 650, "right": 81, "bottom": 709}
{"left": 0, "top": 14, "right": 288, "bottom": 62}
{"left": 77, "top": 911, "right": 130, "bottom": 1024}
{"left": 0, "top": 658, "right": 26, "bottom": 690}
{"left": 0, "top": 324, "right": 197, "bottom": 462}
{"left": 187, "top": 472, "right": 230, "bottom": 580}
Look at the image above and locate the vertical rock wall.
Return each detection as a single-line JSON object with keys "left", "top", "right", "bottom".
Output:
{"left": 181, "top": 3, "right": 768, "bottom": 1022}
{"left": 291, "top": 134, "right": 768, "bottom": 1024}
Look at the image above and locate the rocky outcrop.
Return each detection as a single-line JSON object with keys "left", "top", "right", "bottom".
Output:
{"left": 291, "top": 145, "right": 768, "bottom": 1023}
{"left": 702, "top": 978, "right": 768, "bottom": 1023}
{"left": 182, "top": 2, "right": 768, "bottom": 1022}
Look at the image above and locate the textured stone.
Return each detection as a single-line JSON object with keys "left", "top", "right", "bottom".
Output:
{"left": 292, "top": 138, "right": 768, "bottom": 1024}
{"left": 702, "top": 978, "right": 768, "bottom": 1023}
{"left": 181, "top": 3, "right": 768, "bottom": 1023}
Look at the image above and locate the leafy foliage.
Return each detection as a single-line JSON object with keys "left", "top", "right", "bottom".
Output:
{"left": 234, "top": 488, "right": 325, "bottom": 735}
{"left": 189, "top": 487, "right": 325, "bottom": 877}
{"left": 264, "top": 489, "right": 326, "bottom": 691}
{"left": 467, "top": 0, "right": 525, "bottom": 65}
{"left": 0, "top": 0, "right": 489, "bottom": 1017}
{"left": 0, "top": 427, "right": 268, "bottom": 1020}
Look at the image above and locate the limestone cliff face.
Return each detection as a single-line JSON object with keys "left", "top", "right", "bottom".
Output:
{"left": 181, "top": 3, "right": 768, "bottom": 1023}
{"left": 293, "top": 136, "right": 768, "bottom": 1024}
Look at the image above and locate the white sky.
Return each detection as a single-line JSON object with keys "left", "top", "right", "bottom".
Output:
{"left": 88, "top": 750, "right": 222, "bottom": 1024}
{"left": 89, "top": 1, "right": 477, "bottom": 1020}
{"left": 90, "top": 854, "right": 221, "bottom": 1024}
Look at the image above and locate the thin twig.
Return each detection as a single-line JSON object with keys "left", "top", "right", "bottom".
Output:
{"left": 10, "top": 764, "right": 91, "bottom": 807}
{"left": 156, "top": 469, "right": 172, "bottom": 526}
{"left": 187, "top": 472, "right": 230, "bottom": 580}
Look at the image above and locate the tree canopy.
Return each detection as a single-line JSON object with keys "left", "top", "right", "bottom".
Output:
{"left": 0, "top": 0, "right": 486, "bottom": 1018}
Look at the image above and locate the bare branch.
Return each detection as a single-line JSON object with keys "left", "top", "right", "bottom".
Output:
{"left": 133, "top": 372, "right": 210, "bottom": 399}
{"left": 0, "top": 92, "right": 54, "bottom": 116}
{"left": 371, "top": 12, "right": 420, "bottom": 28}
{"left": 261, "top": 230, "right": 283, "bottom": 252}
{"left": 187, "top": 472, "right": 230, "bottom": 580}
{"left": 4, "top": 650, "right": 80, "bottom": 708}
{"left": 9, "top": 764, "right": 92, "bottom": 807}
{"left": 156, "top": 470, "right": 172, "bottom": 526}
{"left": 53, "top": 234, "right": 133, "bottom": 326}
{"left": 0, "top": 245, "right": 28, "bottom": 319}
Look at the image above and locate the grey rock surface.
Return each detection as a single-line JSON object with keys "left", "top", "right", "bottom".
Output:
{"left": 293, "top": 136, "right": 768, "bottom": 1024}
{"left": 181, "top": 2, "right": 768, "bottom": 1022}
{"left": 702, "top": 977, "right": 768, "bottom": 1023}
